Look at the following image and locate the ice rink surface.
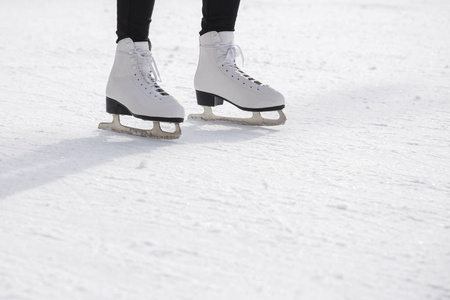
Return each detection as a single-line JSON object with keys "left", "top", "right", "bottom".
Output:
{"left": 0, "top": 0, "right": 449, "bottom": 299}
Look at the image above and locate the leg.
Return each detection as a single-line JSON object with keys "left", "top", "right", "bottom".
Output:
{"left": 200, "top": 0, "right": 240, "bottom": 35}
{"left": 116, "top": 0, "right": 156, "bottom": 42}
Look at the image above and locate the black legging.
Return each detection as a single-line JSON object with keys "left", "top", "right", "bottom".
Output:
{"left": 116, "top": 0, "right": 241, "bottom": 43}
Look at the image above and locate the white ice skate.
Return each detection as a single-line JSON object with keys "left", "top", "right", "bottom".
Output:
{"left": 189, "top": 31, "right": 286, "bottom": 126}
{"left": 99, "top": 38, "right": 185, "bottom": 139}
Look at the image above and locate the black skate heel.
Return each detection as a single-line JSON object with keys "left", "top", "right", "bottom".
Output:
{"left": 196, "top": 90, "right": 224, "bottom": 107}
{"left": 106, "top": 97, "right": 132, "bottom": 115}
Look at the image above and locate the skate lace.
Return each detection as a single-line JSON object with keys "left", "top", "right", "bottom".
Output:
{"left": 215, "top": 43, "right": 263, "bottom": 87}
{"left": 134, "top": 48, "right": 169, "bottom": 96}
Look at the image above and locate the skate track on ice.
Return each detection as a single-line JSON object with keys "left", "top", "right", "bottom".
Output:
{"left": 0, "top": 0, "right": 449, "bottom": 299}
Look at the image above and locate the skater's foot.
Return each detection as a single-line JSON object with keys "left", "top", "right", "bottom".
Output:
{"left": 101, "top": 38, "right": 184, "bottom": 138}
{"left": 191, "top": 31, "right": 285, "bottom": 125}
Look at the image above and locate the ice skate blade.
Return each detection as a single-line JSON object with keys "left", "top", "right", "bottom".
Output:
{"left": 98, "top": 114, "right": 181, "bottom": 139}
{"left": 188, "top": 106, "right": 286, "bottom": 126}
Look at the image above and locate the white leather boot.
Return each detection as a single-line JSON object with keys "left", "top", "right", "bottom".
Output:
{"left": 99, "top": 38, "right": 184, "bottom": 139}
{"left": 190, "top": 31, "right": 286, "bottom": 126}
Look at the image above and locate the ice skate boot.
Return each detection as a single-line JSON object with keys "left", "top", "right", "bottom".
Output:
{"left": 189, "top": 31, "right": 286, "bottom": 126}
{"left": 99, "top": 38, "right": 184, "bottom": 139}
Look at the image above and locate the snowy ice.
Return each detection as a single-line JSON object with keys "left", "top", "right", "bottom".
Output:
{"left": 0, "top": 0, "right": 449, "bottom": 299}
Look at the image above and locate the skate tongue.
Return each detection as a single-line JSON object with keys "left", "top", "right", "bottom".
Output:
{"left": 200, "top": 31, "right": 234, "bottom": 46}
{"left": 134, "top": 41, "right": 150, "bottom": 51}
{"left": 218, "top": 31, "right": 234, "bottom": 44}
